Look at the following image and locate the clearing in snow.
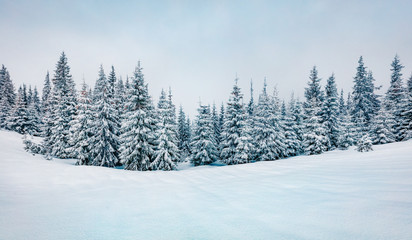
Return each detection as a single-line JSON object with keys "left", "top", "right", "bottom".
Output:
{"left": 1, "top": 130, "right": 412, "bottom": 240}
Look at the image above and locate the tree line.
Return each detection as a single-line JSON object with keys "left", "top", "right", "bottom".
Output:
{"left": 0, "top": 53, "right": 411, "bottom": 170}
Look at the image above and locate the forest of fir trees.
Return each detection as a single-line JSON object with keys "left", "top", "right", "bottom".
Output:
{"left": 1, "top": 52, "right": 412, "bottom": 171}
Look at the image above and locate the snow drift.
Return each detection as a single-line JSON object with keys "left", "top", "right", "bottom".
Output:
{"left": 1, "top": 130, "right": 412, "bottom": 240}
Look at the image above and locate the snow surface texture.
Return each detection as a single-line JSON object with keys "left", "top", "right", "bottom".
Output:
{"left": 1, "top": 130, "right": 412, "bottom": 240}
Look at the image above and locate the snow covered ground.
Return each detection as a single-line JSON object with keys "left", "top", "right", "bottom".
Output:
{"left": 1, "top": 130, "right": 412, "bottom": 240}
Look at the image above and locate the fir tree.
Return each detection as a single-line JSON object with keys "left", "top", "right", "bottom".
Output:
{"left": 370, "top": 107, "right": 395, "bottom": 145}
{"left": 185, "top": 117, "right": 192, "bottom": 150}
{"left": 351, "top": 57, "right": 380, "bottom": 139}
{"left": 253, "top": 79, "right": 286, "bottom": 161}
{"left": 247, "top": 79, "right": 255, "bottom": 116}
{"left": 303, "top": 101, "right": 329, "bottom": 155}
{"left": 337, "top": 110, "right": 355, "bottom": 150}
{"left": 289, "top": 96, "right": 305, "bottom": 152}
{"left": 190, "top": 104, "right": 218, "bottom": 166}
{"left": 69, "top": 82, "right": 94, "bottom": 165}
{"left": 7, "top": 85, "right": 30, "bottom": 134}
{"left": 26, "top": 86, "right": 42, "bottom": 135}
{"left": 89, "top": 65, "right": 120, "bottom": 167}
{"left": 167, "top": 87, "right": 176, "bottom": 125}
{"left": 44, "top": 52, "right": 77, "bottom": 159}
{"left": 211, "top": 103, "right": 222, "bottom": 149}
{"left": 218, "top": 103, "right": 225, "bottom": 142}
{"left": 304, "top": 66, "right": 324, "bottom": 112}
{"left": 177, "top": 105, "right": 191, "bottom": 155}
{"left": 41, "top": 72, "right": 53, "bottom": 137}
{"left": 399, "top": 74, "right": 412, "bottom": 140}
{"left": 321, "top": 74, "right": 340, "bottom": 150}
{"left": 303, "top": 67, "right": 328, "bottom": 154}
{"left": 41, "top": 71, "right": 51, "bottom": 113}
{"left": 120, "top": 62, "right": 157, "bottom": 171}
{"left": 0, "top": 65, "right": 15, "bottom": 128}
{"left": 338, "top": 89, "right": 346, "bottom": 116}
{"left": 385, "top": 55, "right": 406, "bottom": 141}
{"left": 151, "top": 89, "right": 180, "bottom": 170}
{"left": 220, "top": 79, "right": 252, "bottom": 165}
{"left": 108, "top": 66, "right": 117, "bottom": 96}
{"left": 356, "top": 134, "right": 373, "bottom": 152}
{"left": 115, "top": 76, "right": 126, "bottom": 116}
{"left": 281, "top": 98, "right": 301, "bottom": 157}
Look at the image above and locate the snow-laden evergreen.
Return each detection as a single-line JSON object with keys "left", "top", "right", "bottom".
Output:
{"left": 247, "top": 80, "right": 255, "bottom": 116}
{"left": 289, "top": 96, "right": 304, "bottom": 154}
{"left": 41, "top": 72, "right": 53, "bottom": 137}
{"left": 253, "top": 79, "right": 286, "bottom": 161}
{"left": 151, "top": 89, "right": 179, "bottom": 170}
{"left": 385, "top": 55, "right": 407, "bottom": 141}
{"left": 41, "top": 72, "right": 51, "bottom": 113}
{"left": 211, "top": 103, "right": 221, "bottom": 151}
{"left": 337, "top": 111, "right": 355, "bottom": 150}
{"left": 281, "top": 98, "right": 302, "bottom": 157}
{"left": 7, "top": 85, "right": 30, "bottom": 134}
{"left": 303, "top": 102, "right": 328, "bottom": 155}
{"left": 356, "top": 134, "right": 373, "bottom": 152}
{"left": 370, "top": 107, "right": 395, "bottom": 145}
{"left": 26, "top": 86, "right": 42, "bottom": 135}
{"left": 114, "top": 76, "right": 126, "bottom": 116}
{"left": 190, "top": 104, "right": 218, "bottom": 166}
{"left": 69, "top": 82, "right": 94, "bottom": 165}
{"left": 44, "top": 52, "right": 77, "bottom": 159}
{"left": 220, "top": 80, "right": 252, "bottom": 165}
{"left": 351, "top": 57, "right": 380, "bottom": 140}
{"left": 177, "top": 105, "right": 191, "bottom": 155}
{"left": 120, "top": 62, "right": 157, "bottom": 171}
{"left": 89, "top": 65, "right": 120, "bottom": 167}
{"left": 303, "top": 67, "right": 328, "bottom": 155}
{"left": 399, "top": 74, "right": 412, "bottom": 140}
{"left": 338, "top": 89, "right": 346, "bottom": 116}
{"left": 0, "top": 65, "right": 16, "bottom": 128}
{"left": 321, "top": 74, "right": 340, "bottom": 150}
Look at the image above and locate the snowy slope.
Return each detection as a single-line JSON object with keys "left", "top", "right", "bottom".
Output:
{"left": 1, "top": 130, "right": 412, "bottom": 240}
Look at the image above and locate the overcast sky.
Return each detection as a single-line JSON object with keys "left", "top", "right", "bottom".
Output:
{"left": 0, "top": 0, "right": 411, "bottom": 116}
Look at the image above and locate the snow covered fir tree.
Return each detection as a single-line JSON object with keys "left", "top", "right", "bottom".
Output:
{"left": 2, "top": 52, "right": 412, "bottom": 171}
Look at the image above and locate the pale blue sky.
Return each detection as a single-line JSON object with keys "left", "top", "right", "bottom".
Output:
{"left": 1, "top": 0, "right": 411, "bottom": 116}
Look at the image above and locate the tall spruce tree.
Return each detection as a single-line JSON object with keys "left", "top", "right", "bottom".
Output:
{"left": 321, "top": 74, "right": 340, "bottom": 150}
{"left": 351, "top": 57, "right": 380, "bottom": 139}
{"left": 41, "top": 72, "right": 53, "bottom": 138}
{"left": 303, "top": 66, "right": 328, "bottom": 154}
{"left": 177, "top": 105, "right": 191, "bottom": 155}
{"left": 399, "top": 74, "right": 412, "bottom": 140}
{"left": 190, "top": 104, "right": 218, "bottom": 166}
{"left": 41, "top": 72, "right": 51, "bottom": 113}
{"left": 253, "top": 79, "right": 286, "bottom": 161}
{"left": 247, "top": 79, "right": 255, "bottom": 116}
{"left": 339, "top": 89, "right": 346, "bottom": 116}
{"left": 0, "top": 65, "right": 16, "bottom": 128}
{"left": 211, "top": 103, "right": 222, "bottom": 150}
{"left": 289, "top": 95, "right": 304, "bottom": 154}
{"left": 115, "top": 76, "right": 126, "bottom": 116}
{"left": 385, "top": 55, "right": 406, "bottom": 141}
{"left": 151, "top": 89, "right": 179, "bottom": 170}
{"left": 370, "top": 106, "right": 395, "bottom": 145}
{"left": 220, "top": 79, "right": 252, "bottom": 165}
{"left": 69, "top": 82, "right": 94, "bottom": 165}
{"left": 26, "top": 86, "right": 42, "bottom": 135}
{"left": 281, "top": 99, "right": 301, "bottom": 157}
{"left": 7, "top": 85, "right": 30, "bottom": 134}
{"left": 120, "top": 62, "right": 157, "bottom": 171}
{"left": 89, "top": 65, "right": 120, "bottom": 167}
{"left": 44, "top": 52, "right": 77, "bottom": 159}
